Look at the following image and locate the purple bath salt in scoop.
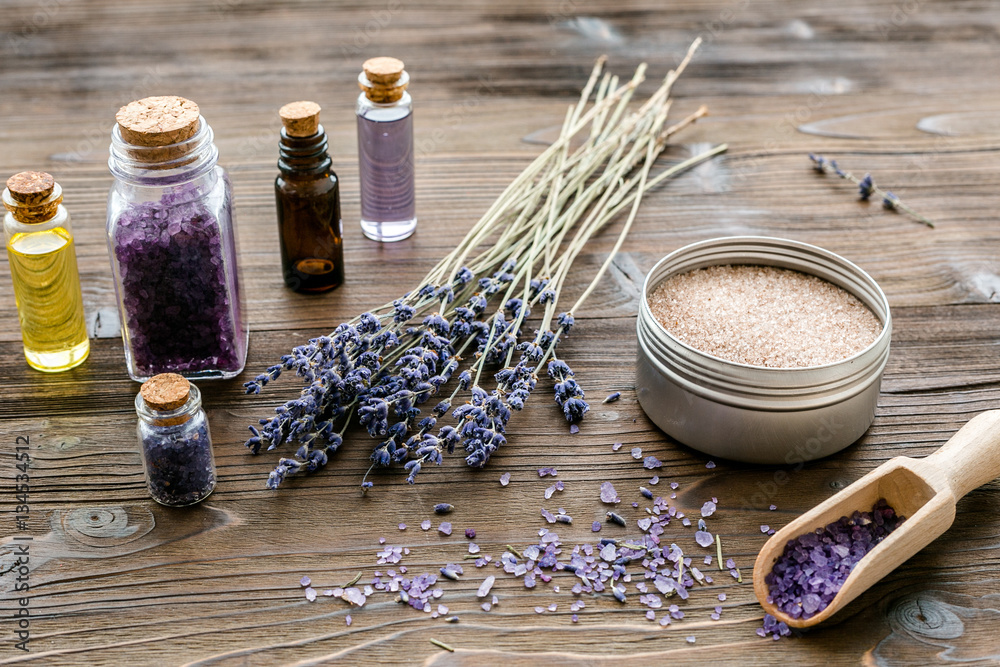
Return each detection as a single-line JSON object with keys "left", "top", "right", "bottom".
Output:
{"left": 754, "top": 410, "right": 1000, "bottom": 628}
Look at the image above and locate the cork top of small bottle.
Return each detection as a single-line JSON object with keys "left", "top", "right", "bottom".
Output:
{"left": 140, "top": 373, "right": 191, "bottom": 411}
{"left": 2, "top": 171, "right": 63, "bottom": 224}
{"left": 279, "top": 101, "right": 322, "bottom": 137}
{"left": 359, "top": 57, "right": 409, "bottom": 104}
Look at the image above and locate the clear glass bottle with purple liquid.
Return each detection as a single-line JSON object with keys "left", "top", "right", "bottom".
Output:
{"left": 356, "top": 57, "right": 416, "bottom": 242}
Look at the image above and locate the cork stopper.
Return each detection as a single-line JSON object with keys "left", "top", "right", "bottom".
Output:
{"left": 140, "top": 373, "right": 191, "bottom": 411}
{"left": 279, "top": 101, "right": 321, "bottom": 137}
{"left": 359, "top": 57, "right": 409, "bottom": 103}
{"left": 364, "top": 57, "right": 405, "bottom": 85}
{"left": 116, "top": 96, "right": 200, "bottom": 147}
{"left": 7, "top": 172, "right": 54, "bottom": 205}
{"left": 3, "top": 172, "right": 63, "bottom": 224}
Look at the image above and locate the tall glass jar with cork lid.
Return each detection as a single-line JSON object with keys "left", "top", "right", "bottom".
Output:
{"left": 106, "top": 96, "right": 247, "bottom": 382}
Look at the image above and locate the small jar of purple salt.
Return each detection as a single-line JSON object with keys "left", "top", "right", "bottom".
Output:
{"left": 136, "top": 373, "right": 216, "bottom": 507}
{"left": 107, "top": 95, "right": 247, "bottom": 382}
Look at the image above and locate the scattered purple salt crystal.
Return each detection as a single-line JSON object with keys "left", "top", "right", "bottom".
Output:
{"left": 324, "top": 589, "right": 334, "bottom": 597}
{"left": 681, "top": 517, "right": 691, "bottom": 527}
{"left": 465, "top": 528, "right": 476, "bottom": 539}
{"left": 695, "top": 531, "right": 714, "bottom": 548}
{"left": 492, "top": 595, "right": 498, "bottom": 605}
{"left": 555, "top": 481, "right": 564, "bottom": 491}
{"left": 631, "top": 447, "right": 643, "bottom": 459}
{"left": 538, "top": 467, "right": 558, "bottom": 477}
{"left": 343, "top": 588, "right": 367, "bottom": 606}
{"left": 643, "top": 456, "right": 662, "bottom": 470}
{"left": 572, "top": 614, "right": 579, "bottom": 623}
{"left": 477, "top": 575, "right": 495, "bottom": 598}
{"left": 469, "top": 542, "right": 481, "bottom": 554}
{"left": 706, "top": 461, "right": 716, "bottom": 469}
{"left": 434, "top": 503, "right": 454, "bottom": 515}
{"left": 718, "top": 593, "right": 726, "bottom": 601}
{"left": 725, "top": 558, "right": 736, "bottom": 569}
{"left": 534, "top": 606, "right": 545, "bottom": 614}
{"left": 569, "top": 424, "right": 579, "bottom": 434}
{"left": 600, "top": 481, "right": 619, "bottom": 504}
{"left": 632, "top": 502, "right": 639, "bottom": 508}
{"left": 345, "top": 614, "right": 352, "bottom": 626}
{"left": 398, "top": 523, "right": 406, "bottom": 531}
{"left": 769, "top": 504, "right": 777, "bottom": 511}
{"left": 659, "top": 617, "right": 670, "bottom": 627}
{"left": 438, "top": 604, "right": 449, "bottom": 615}
{"left": 649, "top": 476, "right": 659, "bottom": 485}
{"left": 304, "top": 587, "right": 317, "bottom": 602}
{"left": 481, "top": 602, "right": 492, "bottom": 612}
{"left": 438, "top": 522, "right": 453, "bottom": 536}
{"left": 591, "top": 521, "right": 602, "bottom": 532}
{"left": 541, "top": 508, "right": 557, "bottom": 523}
{"left": 686, "top": 636, "right": 696, "bottom": 644}
{"left": 760, "top": 524, "right": 770, "bottom": 533}
{"left": 768, "top": 528, "right": 775, "bottom": 535}
{"left": 701, "top": 501, "right": 716, "bottom": 517}
{"left": 544, "top": 484, "right": 557, "bottom": 499}
{"left": 759, "top": 613, "right": 792, "bottom": 640}
{"left": 645, "top": 610, "right": 655, "bottom": 621}
{"left": 704, "top": 555, "right": 713, "bottom": 565}
{"left": 500, "top": 472, "right": 511, "bottom": 486}
{"left": 300, "top": 576, "right": 311, "bottom": 587}
{"left": 421, "top": 519, "right": 431, "bottom": 531}
{"left": 670, "top": 482, "right": 679, "bottom": 490}
{"left": 548, "top": 603, "right": 557, "bottom": 612}
{"left": 612, "top": 442, "right": 623, "bottom": 451}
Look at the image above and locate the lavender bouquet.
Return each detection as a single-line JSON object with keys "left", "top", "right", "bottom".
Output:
{"left": 244, "top": 39, "right": 726, "bottom": 490}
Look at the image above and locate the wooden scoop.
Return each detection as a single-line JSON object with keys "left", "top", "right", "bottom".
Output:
{"left": 753, "top": 410, "right": 1000, "bottom": 628}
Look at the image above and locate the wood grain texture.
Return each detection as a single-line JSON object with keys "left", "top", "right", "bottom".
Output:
{"left": 3, "top": 0, "right": 1000, "bottom": 664}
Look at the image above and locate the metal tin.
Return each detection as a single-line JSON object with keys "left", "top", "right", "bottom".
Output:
{"left": 636, "top": 236, "right": 891, "bottom": 464}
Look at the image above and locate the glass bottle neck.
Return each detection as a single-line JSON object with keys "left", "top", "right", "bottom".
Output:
{"left": 109, "top": 116, "right": 220, "bottom": 187}
{"left": 277, "top": 126, "right": 332, "bottom": 178}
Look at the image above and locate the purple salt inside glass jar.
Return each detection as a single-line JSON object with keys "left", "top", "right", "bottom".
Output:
{"left": 136, "top": 373, "right": 216, "bottom": 507}
{"left": 107, "top": 96, "right": 247, "bottom": 381}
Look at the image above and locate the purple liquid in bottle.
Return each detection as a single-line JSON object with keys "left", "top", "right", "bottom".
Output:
{"left": 357, "top": 95, "right": 417, "bottom": 241}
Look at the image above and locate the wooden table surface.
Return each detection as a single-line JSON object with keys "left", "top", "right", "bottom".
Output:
{"left": 3, "top": 1, "right": 1000, "bottom": 664}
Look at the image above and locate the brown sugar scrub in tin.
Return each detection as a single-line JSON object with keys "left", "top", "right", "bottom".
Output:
{"left": 647, "top": 264, "right": 883, "bottom": 368}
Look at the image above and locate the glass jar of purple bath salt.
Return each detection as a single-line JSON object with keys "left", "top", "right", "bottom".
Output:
{"left": 136, "top": 373, "right": 216, "bottom": 506}
{"left": 107, "top": 96, "right": 247, "bottom": 382}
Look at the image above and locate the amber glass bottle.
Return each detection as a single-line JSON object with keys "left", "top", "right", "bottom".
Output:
{"left": 275, "top": 101, "right": 344, "bottom": 292}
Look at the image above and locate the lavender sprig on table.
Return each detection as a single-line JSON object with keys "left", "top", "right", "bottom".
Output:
{"left": 245, "top": 39, "right": 728, "bottom": 490}
{"left": 808, "top": 154, "right": 934, "bottom": 228}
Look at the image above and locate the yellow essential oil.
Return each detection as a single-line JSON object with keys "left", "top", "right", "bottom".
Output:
{"left": 3, "top": 172, "right": 89, "bottom": 372}
{"left": 7, "top": 228, "right": 89, "bottom": 371}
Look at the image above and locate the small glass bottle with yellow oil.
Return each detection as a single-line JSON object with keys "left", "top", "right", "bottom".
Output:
{"left": 2, "top": 172, "right": 89, "bottom": 372}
